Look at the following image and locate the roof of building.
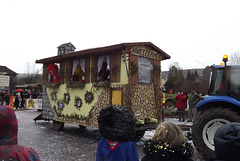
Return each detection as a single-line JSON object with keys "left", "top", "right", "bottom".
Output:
{"left": 0, "top": 66, "right": 17, "bottom": 76}
{"left": 36, "top": 42, "right": 170, "bottom": 63}
{"left": 57, "top": 42, "right": 76, "bottom": 49}
{"left": 15, "top": 83, "right": 42, "bottom": 88}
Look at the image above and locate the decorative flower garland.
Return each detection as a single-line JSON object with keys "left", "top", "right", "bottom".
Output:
{"left": 66, "top": 81, "right": 85, "bottom": 89}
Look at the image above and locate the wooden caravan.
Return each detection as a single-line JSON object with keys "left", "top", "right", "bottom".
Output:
{"left": 36, "top": 42, "right": 170, "bottom": 136}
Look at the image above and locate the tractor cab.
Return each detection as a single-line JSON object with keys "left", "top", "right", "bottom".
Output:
{"left": 208, "top": 65, "right": 240, "bottom": 99}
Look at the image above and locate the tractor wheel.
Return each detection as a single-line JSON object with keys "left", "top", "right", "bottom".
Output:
{"left": 79, "top": 125, "right": 86, "bottom": 129}
{"left": 192, "top": 107, "right": 240, "bottom": 160}
{"left": 53, "top": 120, "right": 64, "bottom": 131}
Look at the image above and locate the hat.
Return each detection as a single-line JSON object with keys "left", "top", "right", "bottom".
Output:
{"left": 98, "top": 105, "right": 136, "bottom": 142}
{"left": 191, "top": 88, "right": 195, "bottom": 90}
{"left": 214, "top": 122, "right": 240, "bottom": 160}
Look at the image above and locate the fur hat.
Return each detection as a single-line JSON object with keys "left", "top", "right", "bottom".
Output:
{"left": 214, "top": 122, "right": 240, "bottom": 160}
{"left": 98, "top": 105, "right": 136, "bottom": 142}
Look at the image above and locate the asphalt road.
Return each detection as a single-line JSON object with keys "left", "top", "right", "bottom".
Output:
{"left": 16, "top": 110, "right": 208, "bottom": 161}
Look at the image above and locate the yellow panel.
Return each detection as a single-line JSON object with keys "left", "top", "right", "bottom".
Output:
{"left": 112, "top": 90, "right": 122, "bottom": 105}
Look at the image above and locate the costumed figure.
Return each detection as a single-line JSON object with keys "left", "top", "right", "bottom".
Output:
{"left": 47, "top": 64, "right": 60, "bottom": 83}
{"left": 98, "top": 62, "right": 110, "bottom": 81}
{"left": 9, "top": 94, "right": 15, "bottom": 110}
{"left": 72, "top": 65, "right": 85, "bottom": 82}
{"left": 0, "top": 106, "right": 40, "bottom": 160}
{"left": 142, "top": 122, "right": 194, "bottom": 161}
{"left": 96, "top": 105, "right": 139, "bottom": 161}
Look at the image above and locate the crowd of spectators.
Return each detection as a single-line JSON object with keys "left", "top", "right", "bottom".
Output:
{"left": 0, "top": 89, "right": 40, "bottom": 107}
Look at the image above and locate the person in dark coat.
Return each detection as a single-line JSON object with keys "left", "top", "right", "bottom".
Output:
{"left": 96, "top": 105, "right": 139, "bottom": 161}
{"left": 175, "top": 91, "right": 187, "bottom": 122}
{"left": 4, "top": 90, "right": 10, "bottom": 105}
{"left": 214, "top": 122, "right": 240, "bottom": 161}
{"left": 0, "top": 105, "right": 40, "bottom": 160}
{"left": 0, "top": 90, "right": 4, "bottom": 105}
{"left": 14, "top": 93, "right": 21, "bottom": 110}
{"left": 142, "top": 122, "right": 194, "bottom": 161}
{"left": 21, "top": 89, "right": 29, "bottom": 108}
{"left": 188, "top": 88, "right": 199, "bottom": 122}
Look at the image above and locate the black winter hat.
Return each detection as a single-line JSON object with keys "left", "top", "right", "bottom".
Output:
{"left": 214, "top": 122, "right": 240, "bottom": 161}
{"left": 98, "top": 105, "right": 136, "bottom": 142}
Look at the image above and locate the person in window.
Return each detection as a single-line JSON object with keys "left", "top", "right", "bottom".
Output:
{"left": 98, "top": 61, "right": 110, "bottom": 81}
{"left": 0, "top": 106, "right": 40, "bottom": 160}
{"left": 72, "top": 65, "right": 85, "bottom": 82}
{"left": 47, "top": 64, "right": 59, "bottom": 83}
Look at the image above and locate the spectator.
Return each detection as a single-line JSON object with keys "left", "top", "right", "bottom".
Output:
{"left": 0, "top": 106, "right": 40, "bottom": 160}
{"left": 175, "top": 91, "right": 187, "bottom": 122}
{"left": 14, "top": 93, "right": 22, "bottom": 110}
{"left": 4, "top": 90, "right": 10, "bottom": 105}
{"left": 214, "top": 122, "right": 240, "bottom": 161}
{"left": 0, "top": 90, "right": 4, "bottom": 105}
{"left": 31, "top": 89, "right": 38, "bottom": 99}
{"left": 142, "top": 122, "right": 194, "bottom": 161}
{"left": 21, "top": 89, "right": 29, "bottom": 108}
{"left": 188, "top": 88, "right": 199, "bottom": 122}
{"left": 96, "top": 105, "right": 139, "bottom": 161}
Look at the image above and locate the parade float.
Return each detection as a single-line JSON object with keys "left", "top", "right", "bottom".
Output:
{"left": 36, "top": 42, "right": 170, "bottom": 138}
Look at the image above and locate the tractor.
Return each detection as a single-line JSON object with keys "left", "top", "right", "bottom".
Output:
{"left": 192, "top": 55, "right": 240, "bottom": 160}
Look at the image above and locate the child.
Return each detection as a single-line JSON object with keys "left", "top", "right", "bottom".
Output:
{"left": 141, "top": 122, "right": 193, "bottom": 161}
{"left": 96, "top": 105, "right": 139, "bottom": 161}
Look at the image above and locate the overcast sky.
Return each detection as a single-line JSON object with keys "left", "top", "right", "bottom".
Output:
{"left": 1, "top": 0, "right": 240, "bottom": 73}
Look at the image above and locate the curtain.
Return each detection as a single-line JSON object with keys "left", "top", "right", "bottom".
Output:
{"left": 80, "top": 59, "right": 85, "bottom": 72}
{"left": 72, "top": 59, "right": 80, "bottom": 75}
{"left": 97, "top": 56, "right": 105, "bottom": 72}
{"left": 106, "top": 55, "right": 110, "bottom": 70}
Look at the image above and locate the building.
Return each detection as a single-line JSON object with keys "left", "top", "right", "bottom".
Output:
{"left": 0, "top": 66, "right": 17, "bottom": 93}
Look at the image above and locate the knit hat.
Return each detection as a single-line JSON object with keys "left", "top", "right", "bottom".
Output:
{"left": 214, "top": 122, "right": 240, "bottom": 160}
{"left": 98, "top": 105, "right": 136, "bottom": 142}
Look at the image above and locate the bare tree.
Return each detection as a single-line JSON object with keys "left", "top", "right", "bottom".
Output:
{"left": 17, "top": 62, "right": 42, "bottom": 85}
{"left": 229, "top": 51, "right": 240, "bottom": 65}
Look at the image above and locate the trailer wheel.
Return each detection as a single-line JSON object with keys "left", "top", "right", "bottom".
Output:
{"left": 79, "top": 125, "right": 86, "bottom": 129}
{"left": 53, "top": 120, "right": 64, "bottom": 131}
{"left": 192, "top": 107, "right": 240, "bottom": 160}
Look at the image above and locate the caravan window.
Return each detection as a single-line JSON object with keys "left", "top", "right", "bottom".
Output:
{"left": 72, "top": 58, "right": 85, "bottom": 82}
{"left": 138, "top": 57, "right": 153, "bottom": 84}
{"left": 97, "top": 55, "right": 110, "bottom": 81}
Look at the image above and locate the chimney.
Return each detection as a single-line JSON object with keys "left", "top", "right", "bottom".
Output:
{"left": 57, "top": 42, "right": 76, "bottom": 55}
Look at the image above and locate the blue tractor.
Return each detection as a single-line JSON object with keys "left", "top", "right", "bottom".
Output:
{"left": 192, "top": 55, "right": 240, "bottom": 160}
